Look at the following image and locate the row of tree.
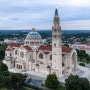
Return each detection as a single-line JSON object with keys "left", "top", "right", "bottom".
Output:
{"left": 65, "top": 75, "right": 90, "bottom": 90}
{"left": 0, "top": 62, "right": 25, "bottom": 89}
{"left": 76, "top": 49, "right": 90, "bottom": 63}
{"left": 0, "top": 44, "right": 7, "bottom": 61}
{"left": 45, "top": 74, "right": 90, "bottom": 90}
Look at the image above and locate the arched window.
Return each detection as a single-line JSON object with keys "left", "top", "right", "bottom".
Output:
{"left": 54, "top": 29, "right": 57, "bottom": 33}
{"left": 55, "top": 35, "right": 57, "bottom": 39}
{"left": 19, "top": 65, "right": 20, "bottom": 69}
{"left": 50, "top": 55, "right": 52, "bottom": 60}
{"left": 54, "top": 43, "right": 56, "bottom": 47}
{"left": 21, "top": 65, "right": 22, "bottom": 69}
{"left": 15, "top": 50, "right": 18, "bottom": 55}
{"left": 39, "top": 53, "right": 43, "bottom": 59}
{"left": 17, "top": 64, "right": 18, "bottom": 69}
{"left": 10, "top": 53, "right": 12, "bottom": 56}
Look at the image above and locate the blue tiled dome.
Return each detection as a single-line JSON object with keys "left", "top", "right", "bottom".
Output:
{"left": 26, "top": 30, "right": 41, "bottom": 39}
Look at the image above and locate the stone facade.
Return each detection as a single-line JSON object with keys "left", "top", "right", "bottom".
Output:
{"left": 3, "top": 8, "right": 77, "bottom": 79}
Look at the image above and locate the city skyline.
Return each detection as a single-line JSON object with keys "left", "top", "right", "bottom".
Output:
{"left": 0, "top": 0, "right": 90, "bottom": 30}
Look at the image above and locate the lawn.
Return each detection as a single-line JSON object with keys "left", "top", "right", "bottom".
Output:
{"left": 56, "top": 87, "right": 65, "bottom": 90}
{"left": 78, "top": 57, "right": 90, "bottom": 63}
{"left": 0, "top": 88, "right": 7, "bottom": 90}
{"left": 0, "top": 86, "right": 29, "bottom": 90}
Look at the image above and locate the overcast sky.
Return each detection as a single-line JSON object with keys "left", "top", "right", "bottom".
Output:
{"left": 0, "top": 0, "right": 90, "bottom": 30}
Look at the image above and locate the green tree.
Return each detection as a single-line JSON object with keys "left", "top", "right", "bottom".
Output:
{"left": 4, "top": 76, "right": 12, "bottom": 89}
{"left": 79, "top": 78, "right": 90, "bottom": 90}
{"left": 45, "top": 74, "right": 59, "bottom": 89}
{"left": 0, "top": 75, "right": 5, "bottom": 89}
{"left": 65, "top": 75, "right": 90, "bottom": 90}
{"left": 0, "top": 45, "right": 7, "bottom": 61}
{"left": 76, "top": 49, "right": 79, "bottom": 56}
{"left": 79, "top": 50, "right": 86, "bottom": 58}
{"left": 85, "top": 54, "right": 90, "bottom": 63}
{"left": 10, "top": 73, "right": 25, "bottom": 87}
{"left": 0, "top": 62, "right": 8, "bottom": 72}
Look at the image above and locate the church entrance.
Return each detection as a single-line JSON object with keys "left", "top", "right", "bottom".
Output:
{"left": 16, "top": 63, "right": 25, "bottom": 71}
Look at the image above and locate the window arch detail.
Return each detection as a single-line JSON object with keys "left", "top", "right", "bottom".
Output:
{"left": 50, "top": 54, "right": 52, "bottom": 60}
{"left": 39, "top": 53, "right": 43, "bottom": 59}
{"left": 15, "top": 50, "right": 18, "bottom": 55}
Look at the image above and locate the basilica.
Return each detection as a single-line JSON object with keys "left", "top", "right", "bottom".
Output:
{"left": 3, "top": 8, "right": 77, "bottom": 79}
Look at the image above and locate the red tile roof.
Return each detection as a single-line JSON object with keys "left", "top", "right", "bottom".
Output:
{"left": 39, "top": 45, "right": 52, "bottom": 51}
{"left": 80, "top": 48, "right": 90, "bottom": 50}
{"left": 39, "top": 45, "right": 72, "bottom": 53}
{"left": 24, "top": 45, "right": 32, "bottom": 51}
{"left": 62, "top": 46, "right": 72, "bottom": 53}
{"left": 9, "top": 43, "right": 21, "bottom": 47}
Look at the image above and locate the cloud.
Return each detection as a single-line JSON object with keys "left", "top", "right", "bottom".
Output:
{"left": 0, "top": 0, "right": 90, "bottom": 30}
{"left": 67, "top": 0, "right": 90, "bottom": 7}
{"left": 61, "top": 20, "right": 90, "bottom": 30}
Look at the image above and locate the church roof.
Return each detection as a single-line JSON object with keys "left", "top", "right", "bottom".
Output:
{"left": 39, "top": 45, "right": 72, "bottom": 53}
{"left": 24, "top": 45, "right": 32, "bottom": 51}
{"left": 26, "top": 28, "right": 41, "bottom": 39}
{"left": 39, "top": 45, "right": 52, "bottom": 51}
{"left": 80, "top": 48, "right": 90, "bottom": 50}
{"left": 62, "top": 46, "right": 72, "bottom": 53}
{"left": 9, "top": 43, "right": 21, "bottom": 47}
{"left": 7, "top": 43, "right": 72, "bottom": 53}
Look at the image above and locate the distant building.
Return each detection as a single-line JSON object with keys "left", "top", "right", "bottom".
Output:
{"left": 0, "top": 41, "right": 4, "bottom": 45}
{"left": 72, "top": 43, "right": 90, "bottom": 55}
{"left": 4, "top": 38, "right": 24, "bottom": 44}
{"left": 3, "top": 8, "right": 77, "bottom": 81}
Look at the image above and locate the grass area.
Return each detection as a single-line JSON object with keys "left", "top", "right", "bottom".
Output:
{"left": 13, "top": 86, "right": 28, "bottom": 90}
{"left": 78, "top": 57, "right": 90, "bottom": 63}
{"left": 56, "top": 87, "right": 65, "bottom": 90}
{"left": 0, "top": 86, "right": 29, "bottom": 90}
{"left": 0, "top": 88, "right": 7, "bottom": 90}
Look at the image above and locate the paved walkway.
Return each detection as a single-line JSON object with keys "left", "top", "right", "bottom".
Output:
{"left": 59, "top": 65, "right": 90, "bottom": 83}
{"left": 78, "top": 65, "right": 90, "bottom": 81}
{"left": 9, "top": 65, "right": 90, "bottom": 84}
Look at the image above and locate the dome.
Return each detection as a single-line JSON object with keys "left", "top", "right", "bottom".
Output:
{"left": 24, "top": 28, "right": 43, "bottom": 47}
{"left": 26, "top": 28, "right": 41, "bottom": 39}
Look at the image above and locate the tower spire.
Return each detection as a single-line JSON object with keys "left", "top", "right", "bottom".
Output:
{"left": 55, "top": 0, "right": 58, "bottom": 15}
{"left": 52, "top": 7, "right": 62, "bottom": 79}
{"left": 55, "top": 8, "right": 58, "bottom": 15}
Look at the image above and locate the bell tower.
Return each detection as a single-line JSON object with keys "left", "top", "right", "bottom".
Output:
{"left": 52, "top": 8, "right": 62, "bottom": 78}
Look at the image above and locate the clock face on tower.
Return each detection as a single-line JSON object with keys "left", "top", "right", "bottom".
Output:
{"left": 20, "top": 52, "right": 24, "bottom": 58}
